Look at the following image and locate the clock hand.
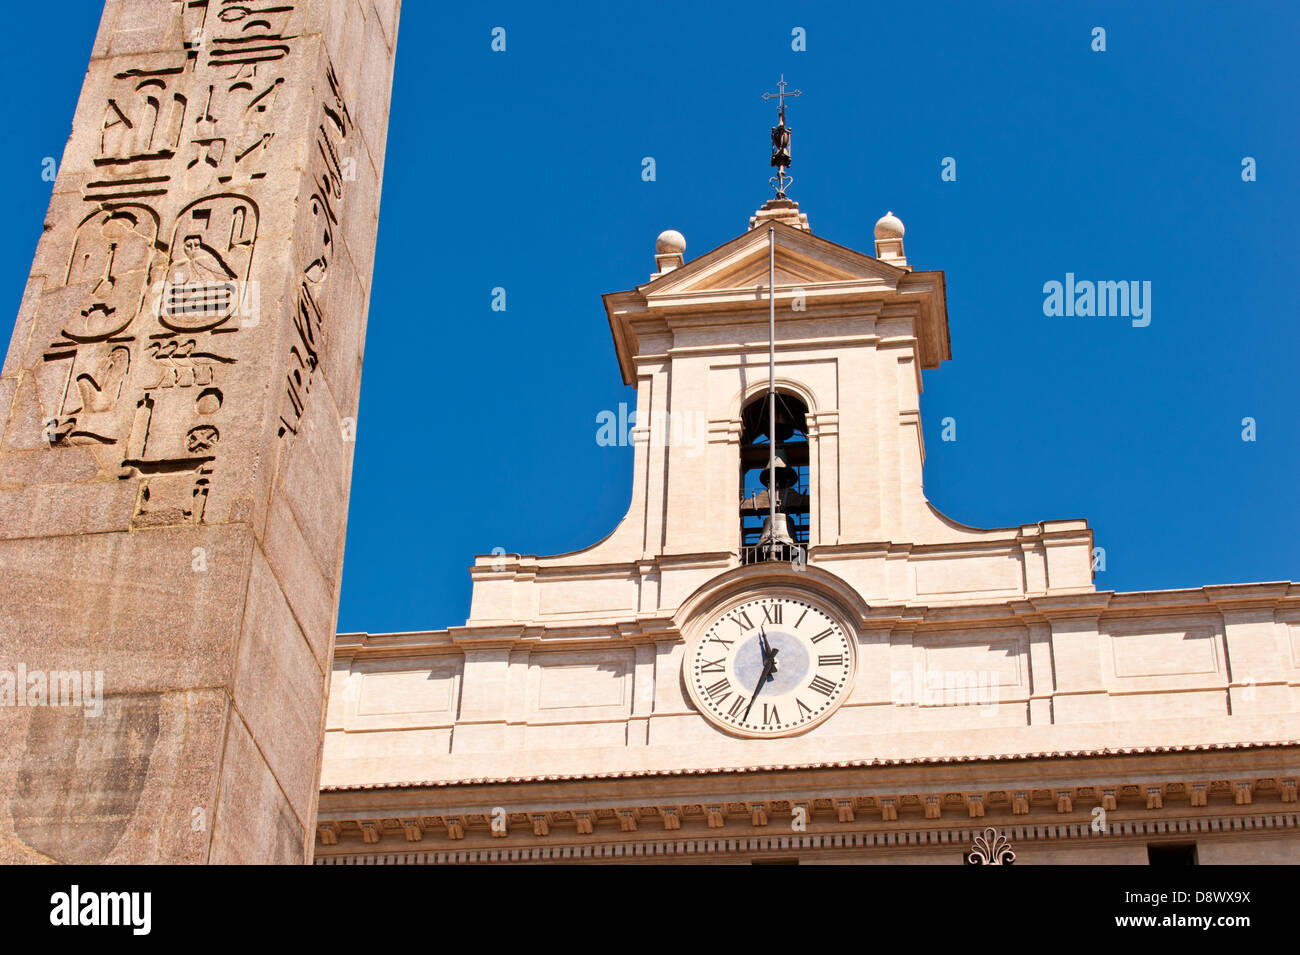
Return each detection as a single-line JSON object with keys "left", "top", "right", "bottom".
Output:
{"left": 741, "top": 645, "right": 779, "bottom": 722}
{"left": 759, "top": 628, "right": 777, "bottom": 682}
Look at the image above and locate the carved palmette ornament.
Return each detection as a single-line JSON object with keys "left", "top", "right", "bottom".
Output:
{"left": 967, "top": 827, "right": 1016, "bottom": 865}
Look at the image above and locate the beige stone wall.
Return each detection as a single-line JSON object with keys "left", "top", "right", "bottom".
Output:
{"left": 0, "top": 0, "right": 398, "bottom": 864}
{"left": 324, "top": 584, "right": 1300, "bottom": 788}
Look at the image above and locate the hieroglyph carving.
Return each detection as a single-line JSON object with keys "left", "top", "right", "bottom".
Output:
{"left": 42, "top": 205, "right": 158, "bottom": 445}
{"left": 183, "top": 0, "right": 297, "bottom": 193}
{"left": 35, "top": 0, "right": 352, "bottom": 528}
{"left": 63, "top": 206, "right": 159, "bottom": 342}
{"left": 157, "top": 195, "right": 257, "bottom": 332}
{"left": 277, "top": 64, "right": 351, "bottom": 441}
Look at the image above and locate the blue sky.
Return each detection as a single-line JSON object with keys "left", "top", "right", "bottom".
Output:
{"left": 3, "top": 2, "right": 1297, "bottom": 634}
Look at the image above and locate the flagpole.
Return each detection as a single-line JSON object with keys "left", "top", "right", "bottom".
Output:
{"left": 768, "top": 224, "right": 776, "bottom": 556}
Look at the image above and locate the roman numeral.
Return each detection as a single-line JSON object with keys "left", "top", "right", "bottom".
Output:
{"left": 810, "top": 628, "right": 835, "bottom": 644}
{"left": 762, "top": 603, "right": 782, "bottom": 624}
{"left": 707, "top": 636, "right": 734, "bottom": 649}
{"left": 818, "top": 653, "right": 844, "bottom": 667}
{"left": 700, "top": 657, "right": 727, "bottom": 674}
{"left": 795, "top": 608, "right": 810, "bottom": 627}
{"left": 727, "top": 696, "right": 747, "bottom": 718}
{"left": 762, "top": 703, "right": 780, "bottom": 725}
{"left": 731, "top": 610, "right": 754, "bottom": 632}
{"left": 808, "top": 675, "right": 837, "bottom": 696}
{"left": 796, "top": 698, "right": 813, "bottom": 717}
{"left": 705, "top": 678, "right": 731, "bottom": 701}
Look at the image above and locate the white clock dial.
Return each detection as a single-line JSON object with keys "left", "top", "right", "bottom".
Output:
{"left": 686, "top": 596, "right": 855, "bottom": 738}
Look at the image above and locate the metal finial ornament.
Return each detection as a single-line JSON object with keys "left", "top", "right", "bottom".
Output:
{"left": 761, "top": 75, "right": 801, "bottom": 198}
{"left": 967, "top": 827, "right": 1016, "bottom": 865}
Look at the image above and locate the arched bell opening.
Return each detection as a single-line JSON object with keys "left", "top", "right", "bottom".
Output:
{"left": 739, "top": 391, "right": 810, "bottom": 563}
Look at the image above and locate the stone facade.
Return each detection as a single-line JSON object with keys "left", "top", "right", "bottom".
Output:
{"left": 0, "top": 0, "right": 399, "bottom": 864}
{"left": 316, "top": 201, "right": 1300, "bottom": 864}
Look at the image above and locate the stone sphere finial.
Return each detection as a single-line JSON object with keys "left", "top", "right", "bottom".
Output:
{"left": 655, "top": 229, "right": 686, "bottom": 255}
{"left": 874, "top": 211, "right": 905, "bottom": 240}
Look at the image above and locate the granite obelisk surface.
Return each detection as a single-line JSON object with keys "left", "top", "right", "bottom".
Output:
{"left": 0, "top": 0, "right": 399, "bottom": 863}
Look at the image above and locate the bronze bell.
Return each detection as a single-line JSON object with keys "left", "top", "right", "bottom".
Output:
{"left": 757, "top": 513, "right": 797, "bottom": 546}
{"left": 755, "top": 403, "right": 798, "bottom": 443}
{"left": 758, "top": 444, "right": 797, "bottom": 489}
{"left": 773, "top": 404, "right": 799, "bottom": 442}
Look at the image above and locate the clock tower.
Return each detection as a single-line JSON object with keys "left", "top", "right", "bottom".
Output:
{"left": 316, "top": 114, "right": 1300, "bottom": 864}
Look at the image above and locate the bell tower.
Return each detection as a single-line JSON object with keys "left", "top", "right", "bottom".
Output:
{"left": 579, "top": 203, "right": 1097, "bottom": 614}
{"left": 468, "top": 85, "right": 1094, "bottom": 626}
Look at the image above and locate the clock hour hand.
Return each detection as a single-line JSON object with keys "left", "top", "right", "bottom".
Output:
{"left": 758, "top": 628, "right": 777, "bottom": 680}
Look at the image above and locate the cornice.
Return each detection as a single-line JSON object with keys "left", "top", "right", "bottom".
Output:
{"left": 316, "top": 810, "right": 1300, "bottom": 864}
{"left": 334, "top": 578, "right": 1300, "bottom": 659}
{"left": 321, "top": 739, "right": 1300, "bottom": 791}
{"left": 637, "top": 220, "right": 906, "bottom": 299}
{"left": 333, "top": 629, "right": 455, "bottom": 661}
{"left": 314, "top": 750, "right": 1300, "bottom": 862}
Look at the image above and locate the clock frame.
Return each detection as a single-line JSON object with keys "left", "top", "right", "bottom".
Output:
{"left": 683, "top": 592, "right": 856, "bottom": 739}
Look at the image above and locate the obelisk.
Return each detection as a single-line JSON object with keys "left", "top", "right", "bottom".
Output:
{"left": 0, "top": 0, "right": 399, "bottom": 863}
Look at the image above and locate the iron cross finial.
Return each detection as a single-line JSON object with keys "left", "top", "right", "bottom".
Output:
{"left": 761, "top": 76, "right": 802, "bottom": 199}
{"left": 761, "top": 74, "right": 802, "bottom": 112}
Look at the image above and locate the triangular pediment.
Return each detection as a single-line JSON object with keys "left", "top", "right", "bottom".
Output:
{"left": 642, "top": 220, "right": 904, "bottom": 301}
{"left": 603, "top": 216, "right": 948, "bottom": 385}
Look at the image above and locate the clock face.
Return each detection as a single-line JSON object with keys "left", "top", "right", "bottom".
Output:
{"left": 685, "top": 595, "right": 855, "bottom": 738}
